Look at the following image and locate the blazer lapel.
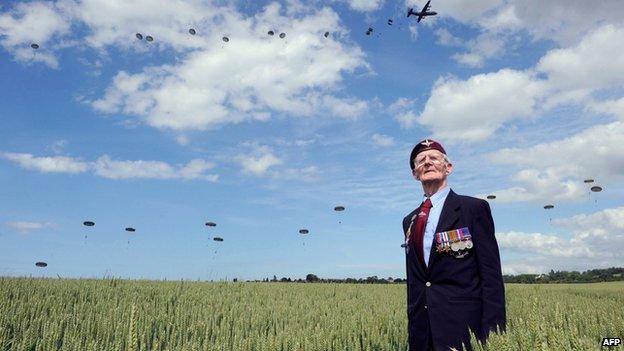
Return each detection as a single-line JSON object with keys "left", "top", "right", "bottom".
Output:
{"left": 427, "top": 190, "right": 461, "bottom": 269}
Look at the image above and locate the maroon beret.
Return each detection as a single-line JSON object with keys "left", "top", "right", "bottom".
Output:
{"left": 409, "top": 139, "right": 446, "bottom": 170}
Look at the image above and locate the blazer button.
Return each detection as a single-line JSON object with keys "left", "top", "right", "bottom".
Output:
{"left": 424, "top": 305, "right": 428, "bottom": 309}
{"left": 425, "top": 282, "right": 431, "bottom": 287}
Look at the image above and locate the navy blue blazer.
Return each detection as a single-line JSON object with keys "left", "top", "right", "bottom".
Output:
{"left": 402, "top": 190, "right": 506, "bottom": 351}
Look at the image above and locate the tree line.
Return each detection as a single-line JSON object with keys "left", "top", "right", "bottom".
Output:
{"left": 249, "top": 267, "right": 624, "bottom": 284}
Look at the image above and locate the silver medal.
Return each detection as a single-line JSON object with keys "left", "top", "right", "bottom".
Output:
{"left": 465, "top": 240, "right": 473, "bottom": 249}
{"left": 450, "top": 241, "right": 460, "bottom": 251}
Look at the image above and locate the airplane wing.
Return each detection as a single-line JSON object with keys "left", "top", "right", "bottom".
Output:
{"left": 421, "top": 0, "right": 431, "bottom": 13}
{"left": 417, "top": 14, "right": 425, "bottom": 23}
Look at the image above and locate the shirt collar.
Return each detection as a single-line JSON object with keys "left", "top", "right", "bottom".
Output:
{"left": 423, "top": 185, "right": 451, "bottom": 208}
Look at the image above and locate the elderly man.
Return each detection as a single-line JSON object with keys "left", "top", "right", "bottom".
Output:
{"left": 402, "top": 139, "right": 506, "bottom": 351}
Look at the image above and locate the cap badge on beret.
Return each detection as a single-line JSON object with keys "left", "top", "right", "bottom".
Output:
{"left": 409, "top": 138, "right": 446, "bottom": 170}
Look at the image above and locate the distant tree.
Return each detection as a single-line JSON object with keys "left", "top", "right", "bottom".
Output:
{"left": 306, "top": 274, "right": 319, "bottom": 282}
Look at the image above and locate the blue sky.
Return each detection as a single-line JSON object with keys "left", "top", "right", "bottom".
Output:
{"left": 1, "top": 0, "right": 623, "bottom": 280}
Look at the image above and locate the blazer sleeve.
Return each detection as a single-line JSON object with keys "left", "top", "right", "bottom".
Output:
{"left": 472, "top": 199, "right": 506, "bottom": 339}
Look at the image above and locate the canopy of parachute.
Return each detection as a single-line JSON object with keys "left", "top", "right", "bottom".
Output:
{"left": 334, "top": 206, "right": 345, "bottom": 211}
{"left": 205, "top": 221, "right": 217, "bottom": 227}
{"left": 83, "top": 221, "right": 95, "bottom": 226}
{"left": 213, "top": 237, "right": 224, "bottom": 242}
{"left": 591, "top": 186, "right": 603, "bottom": 192}
{"left": 189, "top": 28, "right": 196, "bottom": 35}
{"left": 544, "top": 204, "right": 554, "bottom": 210}
{"left": 299, "top": 229, "right": 309, "bottom": 235}
{"left": 584, "top": 179, "right": 594, "bottom": 183}
{"left": 35, "top": 261, "right": 47, "bottom": 267}
{"left": 486, "top": 195, "right": 496, "bottom": 200}
{"left": 125, "top": 227, "right": 136, "bottom": 232}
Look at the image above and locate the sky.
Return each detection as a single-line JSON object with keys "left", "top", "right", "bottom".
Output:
{"left": 1, "top": 0, "right": 623, "bottom": 281}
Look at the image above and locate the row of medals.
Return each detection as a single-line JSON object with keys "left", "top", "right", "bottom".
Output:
{"left": 437, "top": 238, "right": 473, "bottom": 254}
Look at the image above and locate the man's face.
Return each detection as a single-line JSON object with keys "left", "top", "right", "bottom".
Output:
{"left": 412, "top": 149, "right": 452, "bottom": 182}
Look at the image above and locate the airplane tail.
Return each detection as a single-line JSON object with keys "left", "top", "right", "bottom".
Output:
{"left": 407, "top": 8, "right": 415, "bottom": 17}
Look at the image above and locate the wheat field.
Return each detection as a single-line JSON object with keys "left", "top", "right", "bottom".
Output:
{"left": 0, "top": 278, "right": 622, "bottom": 350}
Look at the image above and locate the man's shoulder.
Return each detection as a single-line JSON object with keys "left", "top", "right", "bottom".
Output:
{"left": 450, "top": 191, "right": 489, "bottom": 210}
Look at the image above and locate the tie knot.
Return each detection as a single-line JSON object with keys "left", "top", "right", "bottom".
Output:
{"left": 422, "top": 198, "right": 432, "bottom": 209}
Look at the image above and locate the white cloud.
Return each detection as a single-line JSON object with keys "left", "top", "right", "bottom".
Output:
{"left": 509, "top": 0, "right": 624, "bottom": 46}
{"left": 89, "top": 3, "right": 368, "bottom": 130}
{"left": 498, "top": 206, "right": 624, "bottom": 273}
{"left": 322, "top": 95, "right": 368, "bottom": 119}
{"left": 483, "top": 120, "right": 624, "bottom": 202}
{"left": 236, "top": 145, "right": 283, "bottom": 176}
{"left": 2, "top": 1, "right": 369, "bottom": 131}
{"left": 5, "top": 221, "right": 57, "bottom": 234}
{"left": 275, "top": 166, "right": 320, "bottom": 182}
{"left": 93, "top": 155, "right": 217, "bottom": 181}
{"left": 416, "top": 1, "right": 624, "bottom": 67}
{"left": 0, "top": 1, "right": 71, "bottom": 67}
{"left": 414, "top": 24, "right": 624, "bottom": 142}
{"left": 537, "top": 24, "right": 624, "bottom": 101}
{"left": 371, "top": 133, "right": 394, "bottom": 147}
{"left": 417, "top": 69, "right": 546, "bottom": 141}
{"left": 588, "top": 97, "right": 624, "bottom": 121}
{"left": 498, "top": 230, "right": 593, "bottom": 258}
{"left": 346, "top": 0, "right": 384, "bottom": 12}
{"left": 0, "top": 152, "right": 89, "bottom": 174}
{"left": 451, "top": 32, "right": 506, "bottom": 68}
{"left": 1, "top": 151, "right": 217, "bottom": 181}
{"left": 389, "top": 97, "right": 419, "bottom": 129}
{"left": 434, "top": 28, "right": 463, "bottom": 47}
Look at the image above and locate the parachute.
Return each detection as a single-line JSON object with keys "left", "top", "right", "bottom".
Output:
{"left": 136, "top": 33, "right": 143, "bottom": 40}
{"left": 334, "top": 206, "right": 345, "bottom": 211}
{"left": 267, "top": 30, "right": 274, "bottom": 36}
{"left": 279, "top": 32, "right": 286, "bottom": 39}
{"left": 299, "top": 229, "right": 309, "bottom": 234}
{"left": 145, "top": 35, "right": 154, "bottom": 42}
{"left": 366, "top": 27, "right": 373, "bottom": 35}
{"left": 188, "top": 28, "right": 196, "bottom": 35}
{"left": 125, "top": 227, "right": 136, "bottom": 232}
{"left": 584, "top": 179, "right": 594, "bottom": 183}
{"left": 324, "top": 31, "right": 330, "bottom": 38}
{"left": 486, "top": 195, "right": 496, "bottom": 200}
{"left": 35, "top": 261, "right": 47, "bottom": 267}
{"left": 213, "top": 237, "right": 224, "bottom": 242}
{"left": 222, "top": 36, "right": 229, "bottom": 42}
{"left": 83, "top": 221, "right": 95, "bottom": 226}
{"left": 205, "top": 221, "right": 217, "bottom": 227}
{"left": 543, "top": 205, "right": 554, "bottom": 209}
{"left": 590, "top": 186, "right": 603, "bottom": 192}
{"left": 31, "top": 43, "right": 39, "bottom": 49}
{"left": 388, "top": 19, "right": 393, "bottom": 25}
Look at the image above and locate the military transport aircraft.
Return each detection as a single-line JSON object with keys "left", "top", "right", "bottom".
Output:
{"left": 407, "top": 1, "right": 437, "bottom": 23}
